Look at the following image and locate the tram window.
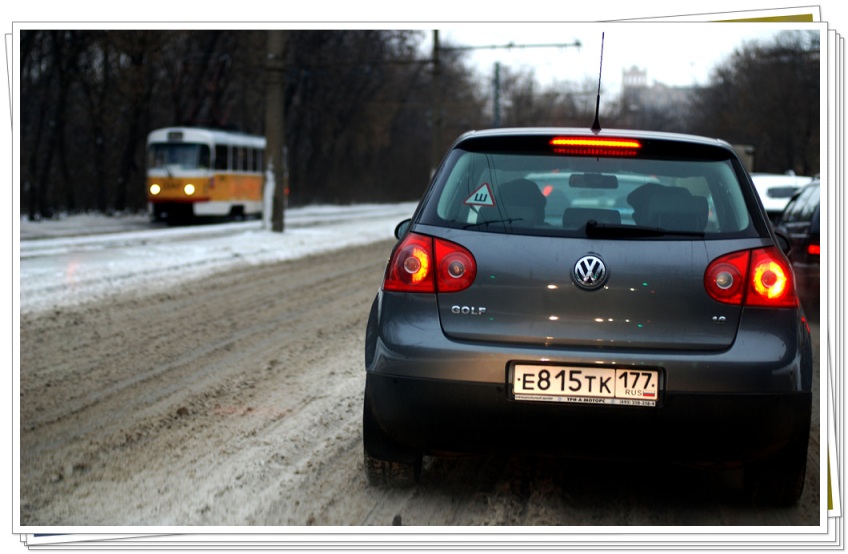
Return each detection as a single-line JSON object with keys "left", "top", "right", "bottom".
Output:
{"left": 215, "top": 145, "right": 229, "bottom": 170}
{"left": 198, "top": 146, "right": 211, "bottom": 169}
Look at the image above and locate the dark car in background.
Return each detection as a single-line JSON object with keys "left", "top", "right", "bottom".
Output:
{"left": 775, "top": 180, "right": 821, "bottom": 316}
{"left": 751, "top": 172, "right": 815, "bottom": 224}
{"left": 363, "top": 128, "right": 814, "bottom": 505}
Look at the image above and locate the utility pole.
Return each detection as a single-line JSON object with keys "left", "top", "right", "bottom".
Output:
{"left": 493, "top": 62, "right": 501, "bottom": 127}
{"left": 265, "top": 30, "right": 287, "bottom": 233}
{"left": 430, "top": 30, "right": 443, "bottom": 177}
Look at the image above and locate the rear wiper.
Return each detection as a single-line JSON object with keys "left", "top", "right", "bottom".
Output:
{"left": 463, "top": 218, "right": 524, "bottom": 229}
{"left": 585, "top": 220, "right": 704, "bottom": 238}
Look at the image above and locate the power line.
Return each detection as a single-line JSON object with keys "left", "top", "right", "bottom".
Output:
{"left": 438, "top": 40, "right": 583, "bottom": 53}
{"left": 434, "top": 38, "right": 583, "bottom": 128}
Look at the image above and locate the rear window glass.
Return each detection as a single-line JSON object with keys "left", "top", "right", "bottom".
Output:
{"left": 422, "top": 150, "right": 755, "bottom": 238}
{"left": 780, "top": 184, "right": 820, "bottom": 226}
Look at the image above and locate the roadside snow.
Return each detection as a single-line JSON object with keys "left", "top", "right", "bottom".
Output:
{"left": 18, "top": 203, "right": 416, "bottom": 315}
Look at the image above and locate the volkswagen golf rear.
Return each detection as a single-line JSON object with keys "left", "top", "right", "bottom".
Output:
{"left": 363, "top": 128, "right": 813, "bottom": 505}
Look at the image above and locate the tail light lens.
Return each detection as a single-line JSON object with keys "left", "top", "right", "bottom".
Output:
{"left": 705, "top": 246, "right": 797, "bottom": 308}
{"left": 384, "top": 233, "right": 434, "bottom": 292}
{"left": 704, "top": 250, "right": 749, "bottom": 305}
{"left": 747, "top": 248, "right": 795, "bottom": 307}
{"left": 383, "top": 233, "right": 476, "bottom": 293}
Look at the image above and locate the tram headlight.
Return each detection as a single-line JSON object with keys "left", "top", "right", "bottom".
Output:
{"left": 149, "top": 184, "right": 161, "bottom": 195}
{"left": 184, "top": 183, "right": 196, "bottom": 196}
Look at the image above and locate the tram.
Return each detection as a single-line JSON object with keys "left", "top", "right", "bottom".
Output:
{"left": 146, "top": 127, "right": 266, "bottom": 222}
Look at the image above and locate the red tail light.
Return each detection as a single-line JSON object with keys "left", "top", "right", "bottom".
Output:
{"left": 704, "top": 250, "right": 749, "bottom": 305}
{"left": 807, "top": 243, "right": 821, "bottom": 256}
{"left": 705, "top": 247, "right": 797, "bottom": 308}
{"left": 747, "top": 248, "right": 797, "bottom": 307}
{"left": 384, "top": 233, "right": 434, "bottom": 292}
{"left": 383, "top": 233, "right": 477, "bottom": 293}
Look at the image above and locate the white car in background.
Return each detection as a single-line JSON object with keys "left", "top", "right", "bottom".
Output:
{"left": 751, "top": 172, "right": 815, "bottom": 223}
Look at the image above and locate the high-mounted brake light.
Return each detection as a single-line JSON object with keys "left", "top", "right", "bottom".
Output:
{"left": 383, "top": 233, "right": 477, "bottom": 293}
{"left": 550, "top": 137, "right": 641, "bottom": 157}
{"left": 704, "top": 246, "right": 797, "bottom": 308}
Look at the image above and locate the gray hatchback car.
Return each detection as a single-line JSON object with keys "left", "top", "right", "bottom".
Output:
{"left": 363, "top": 128, "right": 813, "bottom": 505}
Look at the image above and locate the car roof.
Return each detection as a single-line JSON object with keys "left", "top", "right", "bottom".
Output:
{"left": 788, "top": 179, "right": 821, "bottom": 197}
{"left": 452, "top": 127, "right": 736, "bottom": 150}
{"left": 751, "top": 173, "right": 815, "bottom": 186}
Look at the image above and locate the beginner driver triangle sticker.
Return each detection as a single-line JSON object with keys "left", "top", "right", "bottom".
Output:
{"left": 464, "top": 183, "right": 496, "bottom": 207}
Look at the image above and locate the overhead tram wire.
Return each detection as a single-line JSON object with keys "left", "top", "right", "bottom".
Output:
{"left": 431, "top": 35, "right": 584, "bottom": 161}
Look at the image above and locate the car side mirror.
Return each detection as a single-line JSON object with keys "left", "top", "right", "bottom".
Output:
{"left": 394, "top": 219, "right": 412, "bottom": 239}
{"left": 774, "top": 229, "right": 792, "bottom": 255}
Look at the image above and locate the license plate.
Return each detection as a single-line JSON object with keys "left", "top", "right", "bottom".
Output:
{"left": 512, "top": 364, "right": 660, "bottom": 407}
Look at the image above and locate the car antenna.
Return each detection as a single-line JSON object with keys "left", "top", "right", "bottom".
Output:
{"left": 590, "top": 32, "right": 605, "bottom": 133}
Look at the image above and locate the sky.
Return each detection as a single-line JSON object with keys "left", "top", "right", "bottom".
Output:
{"left": 432, "top": 21, "right": 817, "bottom": 95}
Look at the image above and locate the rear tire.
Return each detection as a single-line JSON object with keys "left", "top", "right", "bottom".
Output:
{"left": 744, "top": 434, "right": 809, "bottom": 506}
{"left": 364, "top": 453, "right": 421, "bottom": 488}
{"left": 362, "top": 394, "right": 422, "bottom": 487}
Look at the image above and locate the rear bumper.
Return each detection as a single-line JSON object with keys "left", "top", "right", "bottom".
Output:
{"left": 365, "top": 292, "right": 814, "bottom": 465}
{"left": 365, "top": 372, "right": 811, "bottom": 465}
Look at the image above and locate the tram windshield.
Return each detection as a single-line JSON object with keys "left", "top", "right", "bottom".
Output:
{"left": 148, "top": 143, "right": 211, "bottom": 170}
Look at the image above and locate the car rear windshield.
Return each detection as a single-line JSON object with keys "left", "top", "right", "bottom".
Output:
{"left": 420, "top": 148, "right": 761, "bottom": 239}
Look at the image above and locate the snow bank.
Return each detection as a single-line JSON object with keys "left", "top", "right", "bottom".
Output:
{"left": 19, "top": 203, "right": 417, "bottom": 314}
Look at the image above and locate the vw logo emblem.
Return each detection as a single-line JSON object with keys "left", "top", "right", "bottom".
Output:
{"left": 572, "top": 254, "right": 608, "bottom": 290}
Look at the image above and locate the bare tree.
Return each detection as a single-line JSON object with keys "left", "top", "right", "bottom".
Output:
{"left": 19, "top": 29, "right": 490, "bottom": 216}
{"left": 21, "top": 31, "right": 89, "bottom": 219}
{"left": 691, "top": 30, "right": 820, "bottom": 175}
{"left": 495, "top": 67, "right": 599, "bottom": 129}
